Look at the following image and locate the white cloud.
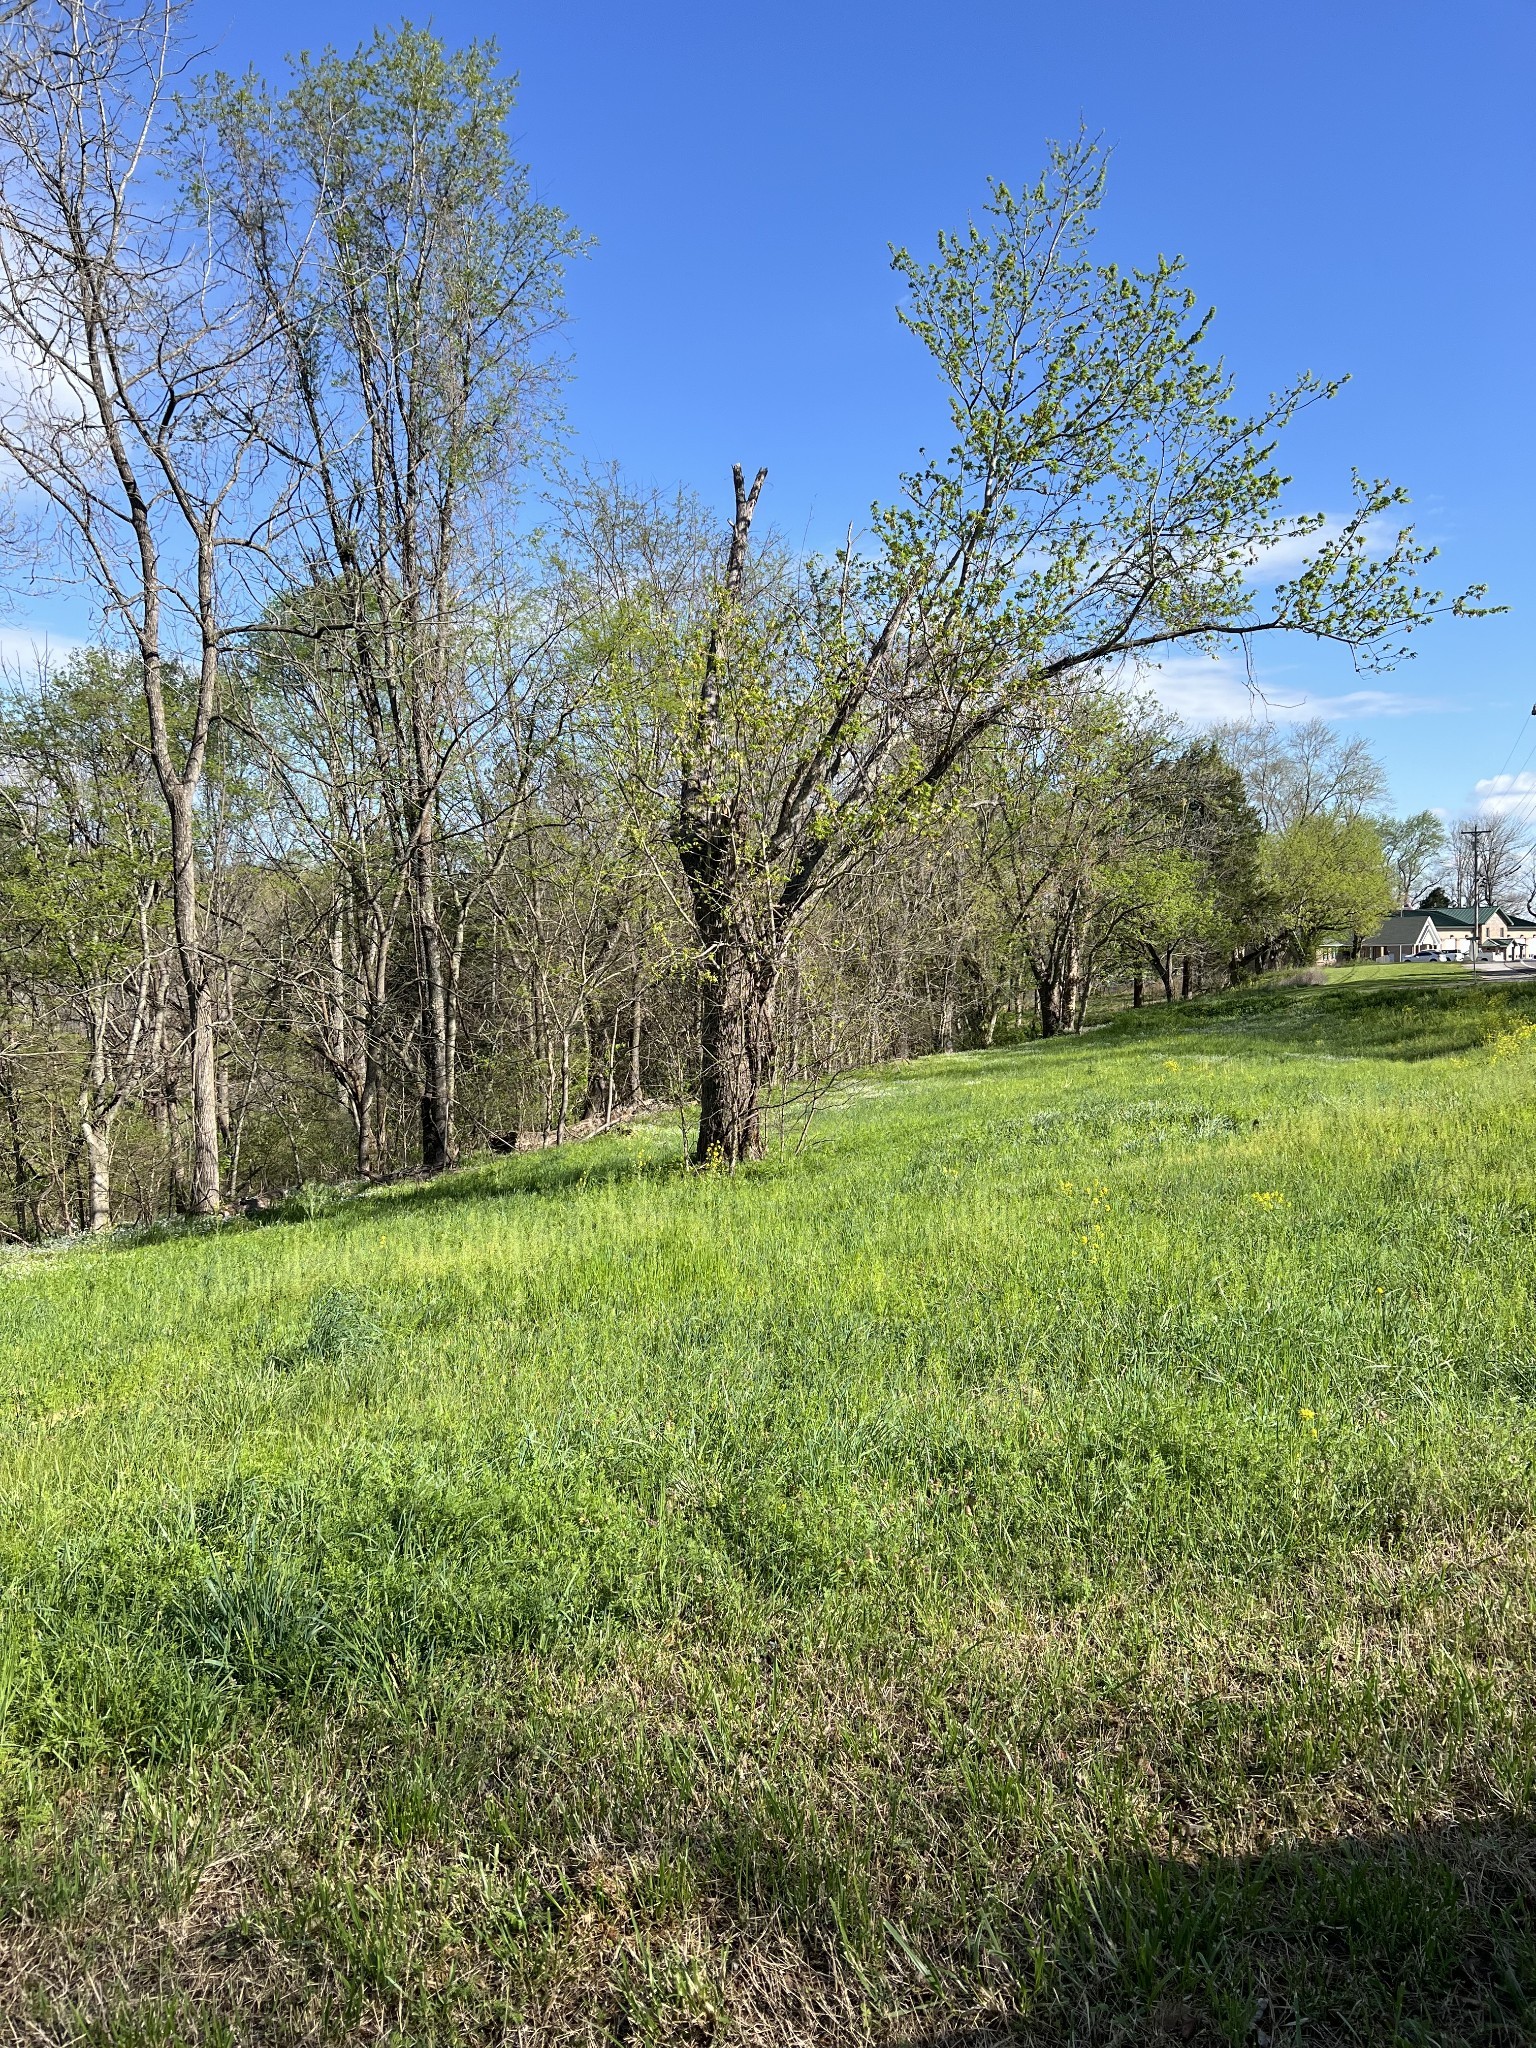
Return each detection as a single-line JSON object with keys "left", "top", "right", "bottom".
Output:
{"left": 1138, "top": 652, "right": 1439, "bottom": 727}
{"left": 0, "top": 330, "right": 90, "bottom": 421}
{"left": 1473, "top": 772, "right": 1536, "bottom": 820}
{"left": 1140, "top": 655, "right": 1264, "bottom": 724}
{"left": 1239, "top": 512, "right": 1398, "bottom": 584}
{"left": 1239, "top": 529, "right": 1331, "bottom": 581}
{"left": 1309, "top": 689, "right": 1435, "bottom": 717}
{"left": 0, "top": 624, "right": 86, "bottom": 674}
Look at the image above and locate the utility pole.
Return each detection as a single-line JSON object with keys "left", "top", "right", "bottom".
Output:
{"left": 1468, "top": 823, "right": 1489, "bottom": 972}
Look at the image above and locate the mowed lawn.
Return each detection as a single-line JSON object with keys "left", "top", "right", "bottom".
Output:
{"left": 4, "top": 968, "right": 1536, "bottom": 2046}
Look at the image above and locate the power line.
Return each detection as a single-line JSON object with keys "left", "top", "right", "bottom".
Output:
{"left": 1488, "top": 702, "right": 1536, "bottom": 785}
{"left": 1460, "top": 712, "right": 1536, "bottom": 922}
{"left": 1497, "top": 718, "right": 1536, "bottom": 800}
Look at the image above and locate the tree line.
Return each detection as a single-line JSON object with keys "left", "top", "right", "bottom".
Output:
{"left": 0, "top": 0, "right": 1485, "bottom": 1235}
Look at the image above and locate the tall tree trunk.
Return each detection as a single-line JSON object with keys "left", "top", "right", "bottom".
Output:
{"left": 138, "top": 603, "right": 214, "bottom": 1214}
{"left": 190, "top": 999, "right": 220, "bottom": 1212}
{"left": 603, "top": 1006, "right": 619, "bottom": 1127}
{"left": 580, "top": 1001, "right": 614, "bottom": 1122}
{"left": 214, "top": 954, "right": 236, "bottom": 1154}
{"left": 357, "top": 1071, "right": 381, "bottom": 1178}
{"left": 1, "top": 1053, "right": 34, "bottom": 1241}
{"left": 1038, "top": 976, "right": 1065, "bottom": 1038}
{"left": 1073, "top": 960, "right": 1093, "bottom": 1031}
{"left": 694, "top": 921, "right": 775, "bottom": 1167}
{"left": 1132, "top": 973, "right": 1143, "bottom": 1007}
{"left": 675, "top": 465, "right": 772, "bottom": 1171}
{"left": 1146, "top": 942, "right": 1174, "bottom": 1003}
{"left": 1038, "top": 928, "right": 1082, "bottom": 1038}
{"left": 151, "top": 1074, "right": 187, "bottom": 1217}
{"left": 359, "top": 914, "right": 392, "bottom": 1178}
{"left": 80, "top": 1011, "right": 118, "bottom": 1231}
{"left": 541, "top": 1013, "right": 557, "bottom": 1144}
{"left": 82, "top": 1116, "right": 111, "bottom": 1234}
{"left": 628, "top": 986, "right": 643, "bottom": 1107}
{"left": 1180, "top": 954, "right": 1192, "bottom": 1000}
{"left": 577, "top": 1001, "right": 628, "bottom": 1125}
{"left": 934, "top": 983, "right": 957, "bottom": 1053}
{"left": 415, "top": 820, "right": 455, "bottom": 1172}
{"left": 165, "top": 779, "right": 221, "bottom": 1214}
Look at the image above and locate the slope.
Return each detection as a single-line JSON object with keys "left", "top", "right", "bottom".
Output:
{"left": 3, "top": 965, "right": 1535, "bottom": 2044}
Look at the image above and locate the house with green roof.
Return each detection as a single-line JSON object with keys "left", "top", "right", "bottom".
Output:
{"left": 1354, "top": 904, "right": 1531, "bottom": 963}
{"left": 1352, "top": 912, "right": 1441, "bottom": 962}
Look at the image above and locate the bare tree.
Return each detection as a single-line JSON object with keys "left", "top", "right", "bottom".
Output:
{"left": 1213, "top": 717, "right": 1389, "bottom": 835}
{"left": 203, "top": 26, "right": 580, "bottom": 1172}
{"left": 1376, "top": 809, "right": 1447, "bottom": 908}
{"left": 1452, "top": 812, "right": 1528, "bottom": 907}
{"left": 0, "top": 0, "right": 280, "bottom": 1211}
{"left": 238, "top": 602, "right": 409, "bottom": 1176}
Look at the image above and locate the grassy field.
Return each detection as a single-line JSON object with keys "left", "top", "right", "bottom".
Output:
{"left": 3, "top": 965, "right": 1536, "bottom": 2045}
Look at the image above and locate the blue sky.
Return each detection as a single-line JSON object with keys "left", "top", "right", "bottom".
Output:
{"left": 19, "top": 0, "right": 1535, "bottom": 823}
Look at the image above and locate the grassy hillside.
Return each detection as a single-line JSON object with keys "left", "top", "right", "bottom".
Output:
{"left": 4, "top": 966, "right": 1536, "bottom": 2045}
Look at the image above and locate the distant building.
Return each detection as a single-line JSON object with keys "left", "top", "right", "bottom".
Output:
{"left": 1353, "top": 904, "right": 1532, "bottom": 963}
{"left": 1344, "top": 913, "right": 1440, "bottom": 962}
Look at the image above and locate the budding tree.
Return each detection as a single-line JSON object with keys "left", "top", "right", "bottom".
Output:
{"left": 0, "top": 651, "right": 169, "bottom": 1229}
{"left": 666, "top": 140, "right": 1479, "bottom": 1161}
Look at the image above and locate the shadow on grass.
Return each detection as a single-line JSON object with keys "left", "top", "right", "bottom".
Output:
{"left": 87, "top": 1127, "right": 697, "bottom": 1255}
{"left": 331, "top": 1134, "right": 693, "bottom": 1221}
{"left": 884, "top": 1818, "right": 1535, "bottom": 2046}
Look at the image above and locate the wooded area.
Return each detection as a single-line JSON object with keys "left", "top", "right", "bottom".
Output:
{"left": 0, "top": 0, "right": 1485, "bottom": 1234}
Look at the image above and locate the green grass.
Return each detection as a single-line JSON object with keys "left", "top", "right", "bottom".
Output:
{"left": 3, "top": 964, "right": 1536, "bottom": 2044}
